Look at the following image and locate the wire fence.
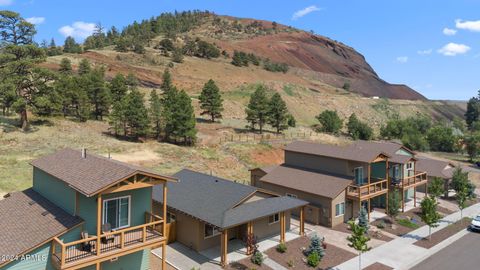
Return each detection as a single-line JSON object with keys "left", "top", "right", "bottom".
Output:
{"left": 218, "top": 130, "right": 315, "bottom": 144}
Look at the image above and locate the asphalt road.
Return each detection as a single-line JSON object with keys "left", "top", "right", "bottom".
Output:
{"left": 411, "top": 231, "right": 480, "bottom": 270}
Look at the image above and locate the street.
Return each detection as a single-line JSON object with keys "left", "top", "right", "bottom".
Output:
{"left": 411, "top": 231, "right": 480, "bottom": 270}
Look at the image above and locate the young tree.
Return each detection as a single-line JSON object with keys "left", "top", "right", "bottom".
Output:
{"left": 428, "top": 177, "right": 445, "bottom": 200}
{"left": 387, "top": 189, "right": 401, "bottom": 223}
{"left": 304, "top": 234, "right": 325, "bottom": 260}
{"left": 464, "top": 133, "right": 480, "bottom": 162}
{"left": 245, "top": 85, "right": 269, "bottom": 133}
{"left": 267, "top": 93, "right": 291, "bottom": 134}
{"left": 78, "top": 59, "right": 91, "bottom": 75}
{"left": 166, "top": 90, "right": 196, "bottom": 144}
{"left": 451, "top": 167, "right": 476, "bottom": 220}
{"left": 420, "top": 196, "right": 441, "bottom": 241}
{"left": 358, "top": 207, "right": 370, "bottom": 231}
{"left": 160, "top": 68, "right": 173, "bottom": 95}
{"left": 58, "top": 58, "right": 73, "bottom": 74}
{"left": 198, "top": 79, "right": 223, "bottom": 122}
{"left": 149, "top": 89, "right": 162, "bottom": 140}
{"left": 347, "top": 220, "right": 371, "bottom": 270}
{"left": 316, "top": 110, "right": 343, "bottom": 134}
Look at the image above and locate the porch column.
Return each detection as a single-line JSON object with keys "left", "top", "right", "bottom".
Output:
{"left": 385, "top": 192, "right": 389, "bottom": 215}
{"left": 280, "top": 212, "right": 286, "bottom": 243}
{"left": 401, "top": 188, "right": 405, "bottom": 213}
{"left": 367, "top": 198, "right": 371, "bottom": 222}
{"left": 96, "top": 262, "right": 101, "bottom": 270}
{"left": 97, "top": 193, "right": 102, "bottom": 256}
{"left": 299, "top": 206, "right": 305, "bottom": 236}
{"left": 414, "top": 187, "right": 417, "bottom": 207}
{"left": 247, "top": 221, "right": 253, "bottom": 255}
{"left": 162, "top": 183, "right": 168, "bottom": 270}
{"left": 221, "top": 229, "right": 228, "bottom": 267}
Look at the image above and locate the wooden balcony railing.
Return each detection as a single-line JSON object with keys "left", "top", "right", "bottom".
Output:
{"left": 398, "top": 171, "right": 427, "bottom": 188}
{"left": 52, "top": 211, "right": 164, "bottom": 269}
{"left": 347, "top": 179, "right": 389, "bottom": 200}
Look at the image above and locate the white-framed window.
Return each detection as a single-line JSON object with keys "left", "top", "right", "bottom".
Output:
{"left": 406, "top": 162, "right": 414, "bottom": 176}
{"left": 268, "top": 213, "right": 280, "bottom": 224}
{"left": 204, "top": 224, "right": 220, "bottom": 239}
{"left": 335, "top": 202, "right": 345, "bottom": 217}
{"left": 354, "top": 167, "right": 364, "bottom": 185}
{"left": 286, "top": 193, "right": 298, "bottom": 198}
{"left": 103, "top": 195, "right": 131, "bottom": 230}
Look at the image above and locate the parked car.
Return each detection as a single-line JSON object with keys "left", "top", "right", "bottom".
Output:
{"left": 470, "top": 215, "right": 480, "bottom": 231}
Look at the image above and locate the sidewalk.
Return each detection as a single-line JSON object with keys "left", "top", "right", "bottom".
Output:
{"left": 335, "top": 202, "right": 480, "bottom": 270}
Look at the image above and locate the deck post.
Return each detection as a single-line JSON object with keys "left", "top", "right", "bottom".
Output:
{"left": 299, "top": 206, "right": 305, "bottom": 236}
{"left": 162, "top": 183, "right": 168, "bottom": 270}
{"left": 401, "top": 188, "right": 405, "bottom": 212}
{"left": 280, "top": 212, "right": 286, "bottom": 243}
{"left": 368, "top": 163, "right": 371, "bottom": 195}
{"left": 97, "top": 193, "right": 102, "bottom": 256}
{"left": 96, "top": 262, "right": 101, "bottom": 270}
{"left": 247, "top": 221, "right": 254, "bottom": 254}
{"left": 221, "top": 229, "right": 228, "bottom": 267}
{"left": 367, "top": 198, "right": 371, "bottom": 222}
{"left": 414, "top": 187, "right": 417, "bottom": 207}
{"left": 385, "top": 192, "right": 389, "bottom": 215}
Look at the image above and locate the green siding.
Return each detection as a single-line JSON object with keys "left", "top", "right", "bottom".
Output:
{"left": 32, "top": 168, "right": 76, "bottom": 215}
{"left": 1, "top": 226, "right": 82, "bottom": 270}
{"left": 78, "top": 187, "right": 152, "bottom": 235}
{"left": 395, "top": 149, "right": 413, "bottom": 156}
{"left": 101, "top": 249, "right": 150, "bottom": 270}
{"left": 370, "top": 161, "right": 387, "bottom": 179}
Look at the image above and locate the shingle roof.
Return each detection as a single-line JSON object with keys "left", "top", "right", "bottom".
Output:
{"left": 153, "top": 169, "right": 307, "bottom": 228}
{"left": 285, "top": 141, "right": 390, "bottom": 163}
{"left": 416, "top": 157, "right": 455, "bottom": 179}
{"left": 0, "top": 189, "right": 83, "bottom": 265}
{"left": 353, "top": 140, "right": 415, "bottom": 164}
{"left": 260, "top": 165, "right": 353, "bottom": 199}
{"left": 30, "top": 148, "right": 176, "bottom": 197}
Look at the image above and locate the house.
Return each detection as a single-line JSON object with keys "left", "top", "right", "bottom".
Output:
{"left": 0, "top": 148, "right": 176, "bottom": 270}
{"left": 416, "top": 156, "right": 456, "bottom": 198}
{"left": 250, "top": 141, "right": 428, "bottom": 227}
{"left": 152, "top": 169, "right": 308, "bottom": 267}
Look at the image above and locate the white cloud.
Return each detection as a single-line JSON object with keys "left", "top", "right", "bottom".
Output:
{"left": 455, "top": 19, "right": 480, "bottom": 32}
{"left": 437, "top": 43, "right": 471, "bottom": 56}
{"left": 0, "top": 0, "right": 13, "bottom": 6}
{"left": 417, "top": 49, "right": 432, "bottom": 55}
{"left": 292, "top": 5, "right": 321, "bottom": 20}
{"left": 396, "top": 56, "right": 408, "bottom": 63}
{"left": 59, "top": 21, "right": 96, "bottom": 39}
{"left": 26, "top": 17, "right": 45, "bottom": 25}
{"left": 442, "top": 27, "right": 457, "bottom": 36}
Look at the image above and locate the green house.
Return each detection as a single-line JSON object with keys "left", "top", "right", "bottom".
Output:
{"left": 0, "top": 148, "right": 176, "bottom": 270}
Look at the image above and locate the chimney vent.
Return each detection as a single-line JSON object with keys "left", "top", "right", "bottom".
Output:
{"left": 81, "top": 148, "right": 87, "bottom": 158}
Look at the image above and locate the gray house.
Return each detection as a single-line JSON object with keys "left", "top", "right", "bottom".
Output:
{"left": 152, "top": 169, "right": 307, "bottom": 267}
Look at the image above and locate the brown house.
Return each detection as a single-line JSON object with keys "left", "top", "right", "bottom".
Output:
{"left": 152, "top": 169, "right": 308, "bottom": 266}
{"left": 251, "top": 141, "right": 428, "bottom": 227}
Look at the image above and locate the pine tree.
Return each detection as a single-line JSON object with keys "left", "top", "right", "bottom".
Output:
{"left": 245, "top": 85, "right": 269, "bottom": 133}
{"left": 59, "top": 58, "right": 73, "bottom": 74}
{"left": 63, "top": 36, "right": 82, "bottom": 53}
{"left": 124, "top": 90, "right": 149, "bottom": 139}
{"left": 168, "top": 90, "right": 196, "bottom": 145}
{"left": 109, "top": 74, "right": 128, "bottom": 103}
{"left": 304, "top": 234, "right": 325, "bottom": 259}
{"left": 109, "top": 98, "right": 127, "bottom": 137}
{"left": 267, "top": 93, "right": 290, "bottom": 134}
{"left": 358, "top": 207, "right": 370, "bottom": 231}
{"left": 160, "top": 68, "right": 173, "bottom": 95}
{"left": 149, "top": 89, "right": 162, "bottom": 139}
{"left": 87, "top": 67, "right": 110, "bottom": 120}
{"left": 465, "top": 92, "right": 480, "bottom": 129}
{"left": 199, "top": 79, "right": 223, "bottom": 122}
{"left": 78, "top": 59, "right": 91, "bottom": 75}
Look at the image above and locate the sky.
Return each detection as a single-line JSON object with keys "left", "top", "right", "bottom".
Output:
{"left": 2, "top": 0, "right": 479, "bottom": 100}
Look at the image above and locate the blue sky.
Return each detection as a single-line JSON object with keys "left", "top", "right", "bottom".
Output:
{"left": 2, "top": 0, "right": 479, "bottom": 100}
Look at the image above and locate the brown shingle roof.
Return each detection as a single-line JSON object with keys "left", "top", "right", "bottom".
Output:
{"left": 285, "top": 141, "right": 390, "bottom": 163}
{"left": 416, "top": 157, "right": 455, "bottom": 179}
{"left": 30, "top": 148, "right": 176, "bottom": 197}
{"left": 260, "top": 165, "right": 352, "bottom": 199}
{"left": 0, "top": 189, "right": 83, "bottom": 265}
{"left": 353, "top": 141, "right": 416, "bottom": 164}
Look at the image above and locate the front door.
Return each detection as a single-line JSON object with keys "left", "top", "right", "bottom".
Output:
{"left": 103, "top": 196, "right": 131, "bottom": 230}
{"left": 354, "top": 167, "right": 364, "bottom": 185}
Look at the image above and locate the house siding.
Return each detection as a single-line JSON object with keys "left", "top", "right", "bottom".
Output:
{"left": 78, "top": 187, "right": 152, "bottom": 235}
{"left": 32, "top": 168, "right": 76, "bottom": 215}
{"left": 100, "top": 249, "right": 150, "bottom": 270}
{"left": 284, "top": 151, "right": 349, "bottom": 175}
{"left": 0, "top": 226, "right": 82, "bottom": 270}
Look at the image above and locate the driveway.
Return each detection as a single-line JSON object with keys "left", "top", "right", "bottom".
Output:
{"left": 411, "top": 231, "right": 480, "bottom": 270}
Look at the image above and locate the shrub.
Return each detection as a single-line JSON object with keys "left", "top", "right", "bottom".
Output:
{"left": 358, "top": 207, "right": 370, "bottom": 231}
{"left": 250, "top": 250, "right": 264, "bottom": 265}
{"left": 347, "top": 113, "right": 373, "bottom": 140}
{"left": 316, "top": 110, "right": 343, "bottom": 134}
{"left": 263, "top": 59, "right": 289, "bottom": 73}
{"left": 287, "top": 259, "right": 294, "bottom": 267}
{"left": 276, "top": 242, "right": 287, "bottom": 253}
{"left": 304, "top": 234, "right": 325, "bottom": 259}
{"left": 376, "top": 221, "right": 386, "bottom": 229}
{"left": 397, "top": 218, "right": 420, "bottom": 229}
{"left": 307, "top": 252, "right": 320, "bottom": 267}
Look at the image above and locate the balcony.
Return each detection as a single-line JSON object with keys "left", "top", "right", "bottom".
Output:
{"left": 395, "top": 171, "right": 427, "bottom": 189}
{"left": 347, "top": 178, "right": 389, "bottom": 200}
{"left": 51, "top": 212, "right": 165, "bottom": 270}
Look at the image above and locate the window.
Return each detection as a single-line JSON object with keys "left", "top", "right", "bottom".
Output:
{"left": 354, "top": 167, "right": 364, "bottom": 185}
{"left": 268, "top": 213, "right": 280, "bottom": 224}
{"left": 286, "top": 193, "right": 298, "bottom": 198}
{"left": 103, "top": 196, "right": 131, "bottom": 230}
{"left": 167, "top": 212, "right": 176, "bottom": 223}
{"left": 406, "top": 162, "right": 414, "bottom": 177}
{"left": 204, "top": 224, "right": 220, "bottom": 239}
{"left": 335, "top": 202, "right": 345, "bottom": 217}
{"left": 393, "top": 165, "right": 401, "bottom": 180}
